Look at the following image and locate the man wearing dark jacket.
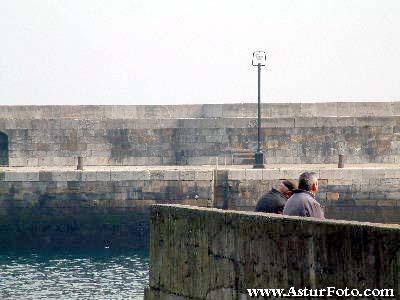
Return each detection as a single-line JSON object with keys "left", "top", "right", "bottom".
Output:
{"left": 283, "top": 171, "right": 324, "bottom": 219}
{"left": 255, "top": 180, "right": 297, "bottom": 214}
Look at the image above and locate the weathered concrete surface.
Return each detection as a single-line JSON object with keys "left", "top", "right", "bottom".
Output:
{"left": 144, "top": 205, "right": 400, "bottom": 300}
{"left": 1, "top": 102, "right": 400, "bottom": 166}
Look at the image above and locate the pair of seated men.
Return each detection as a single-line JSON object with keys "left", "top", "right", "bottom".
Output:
{"left": 255, "top": 172, "right": 324, "bottom": 219}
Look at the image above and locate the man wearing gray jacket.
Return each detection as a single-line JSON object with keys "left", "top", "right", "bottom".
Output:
{"left": 283, "top": 172, "right": 325, "bottom": 219}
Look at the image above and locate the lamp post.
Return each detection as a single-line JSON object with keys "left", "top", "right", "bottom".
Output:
{"left": 252, "top": 51, "right": 266, "bottom": 169}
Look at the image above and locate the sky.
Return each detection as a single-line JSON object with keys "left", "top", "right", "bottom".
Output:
{"left": 1, "top": 0, "right": 399, "bottom": 105}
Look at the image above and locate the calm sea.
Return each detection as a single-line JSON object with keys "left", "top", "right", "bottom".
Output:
{"left": 0, "top": 249, "right": 149, "bottom": 300}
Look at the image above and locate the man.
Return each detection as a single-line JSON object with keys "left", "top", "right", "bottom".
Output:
{"left": 255, "top": 180, "right": 297, "bottom": 214}
{"left": 283, "top": 172, "right": 324, "bottom": 219}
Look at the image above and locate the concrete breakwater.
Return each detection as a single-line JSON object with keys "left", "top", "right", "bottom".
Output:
{"left": 144, "top": 205, "right": 400, "bottom": 300}
{"left": 0, "top": 164, "right": 399, "bottom": 249}
{"left": 1, "top": 102, "right": 400, "bottom": 167}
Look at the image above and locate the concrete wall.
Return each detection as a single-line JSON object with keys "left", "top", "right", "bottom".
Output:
{"left": 144, "top": 205, "right": 400, "bottom": 300}
{"left": 0, "top": 102, "right": 399, "bottom": 166}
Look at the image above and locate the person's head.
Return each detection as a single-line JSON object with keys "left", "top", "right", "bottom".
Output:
{"left": 278, "top": 179, "right": 298, "bottom": 199}
{"left": 298, "top": 172, "right": 319, "bottom": 196}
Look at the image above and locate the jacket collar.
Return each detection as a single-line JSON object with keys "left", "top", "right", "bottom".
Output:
{"left": 293, "top": 189, "right": 316, "bottom": 199}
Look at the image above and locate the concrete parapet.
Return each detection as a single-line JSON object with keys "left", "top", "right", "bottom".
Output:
{"left": 145, "top": 204, "right": 400, "bottom": 300}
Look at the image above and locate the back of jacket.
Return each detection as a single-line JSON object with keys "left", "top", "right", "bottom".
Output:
{"left": 283, "top": 190, "right": 324, "bottom": 219}
{"left": 255, "top": 188, "right": 287, "bottom": 214}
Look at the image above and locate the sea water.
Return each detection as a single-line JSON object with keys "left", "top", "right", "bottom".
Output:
{"left": 0, "top": 249, "right": 149, "bottom": 300}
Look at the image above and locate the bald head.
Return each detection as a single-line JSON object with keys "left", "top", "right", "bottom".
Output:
{"left": 298, "top": 172, "right": 318, "bottom": 195}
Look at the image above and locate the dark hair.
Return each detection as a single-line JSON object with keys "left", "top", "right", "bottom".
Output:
{"left": 298, "top": 172, "right": 318, "bottom": 191}
{"left": 282, "top": 180, "right": 297, "bottom": 191}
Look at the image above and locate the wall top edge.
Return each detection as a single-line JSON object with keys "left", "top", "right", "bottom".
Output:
{"left": 0, "top": 102, "right": 399, "bottom": 119}
{"left": 1, "top": 101, "right": 400, "bottom": 107}
{"left": 152, "top": 204, "right": 400, "bottom": 230}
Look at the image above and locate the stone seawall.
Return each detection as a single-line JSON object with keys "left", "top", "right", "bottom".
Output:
{"left": 0, "top": 167, "right": 213, "bottom": 250}
{"left": 1, "top": 102, "right": 400, "bottom": 166}
{"left": 1, "top": 165, "right": 399, "bottom": 249}
{"left": 0, "top": 164, "right": 399, "bottom": 245}
{"left": 144, "top": 205, "right": 400, "bottom": 300}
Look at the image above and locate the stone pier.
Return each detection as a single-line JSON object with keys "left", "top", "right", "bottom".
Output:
{"left": 1, "top": 164, "right": 399, "bottom": 249}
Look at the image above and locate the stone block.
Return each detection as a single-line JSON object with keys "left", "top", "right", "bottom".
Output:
{"left": 361, "top": 169, "right": 386, "bottom": 182}
{"left": 9, "top": 157, "right": 28, "bottom": 167}
{"left": 326, "top": 192, "right": 340, "bottom": 201}
{"left": 300, "top": 102, "right": 338, "bottom": 117}
{"left": 376, "top": 200, "right": 397, "bottom": 207}
{"left": 201, "top": 104, "right": 223, "bottom": 118}
{"left": 222, "top": 104, "right": 257, "bottom": 118}
{"left": 158, "top": 119, "right": 179, "bottom": 129}
{"left": 277, "top": 169, "right": 301, "bottom": 180}
{"left": 4, "top": 171, "right": 39, "bottom": 181}
{"left": 38, "top": 171, "right": 52, "bottom": 181}
{"left": 111, "top": 170, "right": 150, "bottom": 181}
{"left": 269, "top": 103, "right": 301, "bottom": 118}
{"left": 391, "top": 102, "right": 400, "bottom": 115}
{"left": 195, "top": 170, "right": 213, "bottom": 181}
{"left": 134, "top": 169, "right": 151, "bottom": 181}
{"left": 82, "top": 171, "right": 110, "bottom": 181}
{"left": 356, "top": 116, "right": 397, "bottom": 127}
{"left": 315, "top": 117, "right": 338, "bottom": 127}
{"left": 327, "top": 179, "right": 353, "bottom": 185}
{"left": 228, "top": 170, "right": 246, "bottom": 181}
{"left": 52, "top": 171, "right": 82, "bottom": 181}
{"left": 338, "top": 102, "right": 392, "bottom": 117}
{"left": 385, "top": 169, "right": 400, "bottom": 179}
{"left": 384, "top": 192, "right": 400, "bottom": 200}
{"left": 179, "top": 170, "right": 195, "bottom": 181}
{"left": 320, "top": 169, "right": 361, "bottom": 181}
{"left": 145, "top": 157, "right": 163, "bottom": 165}
{"left": 263, "top": 118, "right": 295, "bottom": 128}
{"left": 294, "top": 117, "right": 317, "bottom": 128}
{"left": 84, "top": 157, "right": 111, "bottom": 166}
{"left": 160, "top": 170, "right": 179, "bottom": 181}
{"left": 149, "top": 170, "right": 165, "bottom": 180}
{"left": 26, "top": 158, "right": 39, "bottom": 167}
{"left": 245, "top": 169, "right": 262, "bottom": 181}
{"left": 103, "top": 106, "right": 134, "bottom": 119}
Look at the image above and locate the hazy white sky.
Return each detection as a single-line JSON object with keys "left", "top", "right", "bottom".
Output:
{"left": 1, "top": 1, "right": 399, "bottom": 105}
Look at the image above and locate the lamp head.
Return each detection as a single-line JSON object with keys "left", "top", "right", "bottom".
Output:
{"left": 252, "top": 50, "right": 267, "bottom": 66}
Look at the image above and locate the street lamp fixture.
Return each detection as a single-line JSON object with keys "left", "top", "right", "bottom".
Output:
{"left": 252, "top": 51, "right": 266, "bottom": 169}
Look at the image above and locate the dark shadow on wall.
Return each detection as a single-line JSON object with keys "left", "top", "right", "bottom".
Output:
{"left": 0, "top": 198, "right": 150, "bottom": 251}
{"left": 0, "top": 131, "right": 9, "bottom": 166}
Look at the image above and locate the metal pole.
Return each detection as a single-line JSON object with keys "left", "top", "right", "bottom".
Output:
{"left": 257, "top": 63, "right": 261, "bottom": 153}
{"left": 254, "top": 63, "right": 265, "bottom": 168}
